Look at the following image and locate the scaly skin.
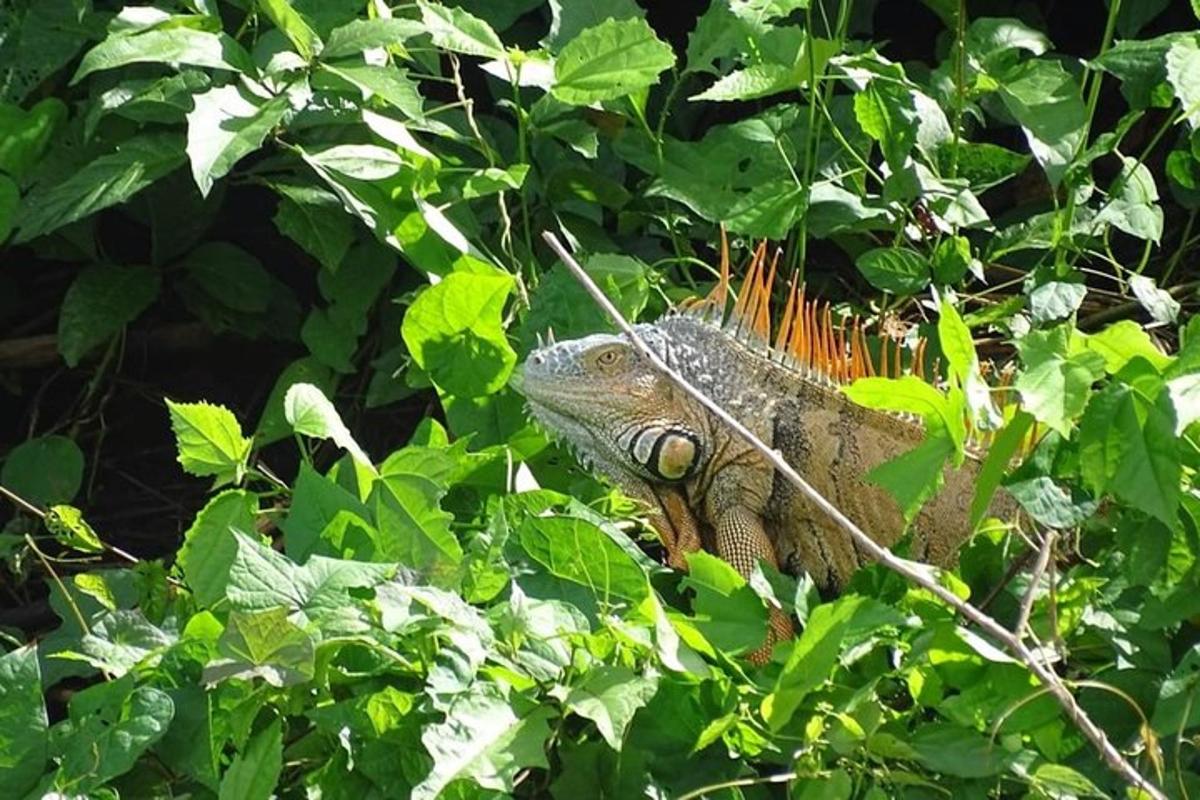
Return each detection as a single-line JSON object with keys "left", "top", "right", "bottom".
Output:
{"left": 521, "top": 313, "right": 1012, "bottom": 661}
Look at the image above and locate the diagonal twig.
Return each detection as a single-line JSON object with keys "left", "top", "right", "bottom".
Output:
{"left": 541, "top": 230, "right": 1165, "bottom": 800}
{"left": 1015, "top": 529, "right": 1057, "bottom": 637}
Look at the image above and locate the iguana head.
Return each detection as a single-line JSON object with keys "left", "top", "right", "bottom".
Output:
{"left": 519, "top": 324, "right": 707, "bottom": 484}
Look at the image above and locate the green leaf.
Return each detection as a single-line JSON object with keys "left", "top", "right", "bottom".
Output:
{"left": 15, "top": 133, "right": 186, "bottom": 243}
{"left": 304, "top": 143, "right": 406, "bottom": 180}
{"left": 0, "top": 97, "right": 66, "bottom": 183}
{"left": 57, "top": 263, "right": 160, "bottom": 367}
{"left": 998, "top": 59, "right": 1087, "bottom": 187}
{"left": 724, "top": 179, "right": 807, "bottom": 239}
{"left": 416, "top": 0, "right": 505, "bottom": 59}
{"left": 866, "top": 431, "right": 955, "bottom": 522}
{"left": 1007, "top": 475, "right": 1099, "bottom": 529}
{"left": 271, "top": 183, "right": 355, "bottom": 272}
{"left": 177, "top": 489, "right": 259, "bottom": 607}
{"left": 691, "top": 39, "right": 838, "bottom": 102}
{"left": 854, "top": 80, "right": 919, "bottom": 169}
{"left": 186, "top": 83, "right": 290, "bottom": 196}
{"left": 766, "top": 595, "right": 865, "bottom": 729}
{"left": 1084, "top": 319, "right": 1172, "bottom": 374}
{"left": 462, "top": 164, "right": 530, "bottom": 199}
{"left": 412, "top": 683, "right": 553, "bottom": 800}
{"left": 910, "top": 723, "right": 1010, "bottom": 777}
{"left": 1130, "top": 274, "right": 1179, "bottom": 323}
{"left": 402, "top": 272, "right": 516, "bottom": 397}
{"left": 78, "top": 609, "right": 176, "bottom": 676}
{"left": 563, "top": 666, "right": 659, "bottom": 750}
{"left": 552, "top": 17, "right": 675, "bottom": 105}
{"left": 1028, "top": 280, "right": 1087, "bottom": 324}
{"left": 1079, "top": 382, "right": 1181, "bottom": 525}
{"left": 322, "top": 17, "right": 425, "bottom": 59}
{"left": 53, "top": 685, "right": 175, "bottom": 791}
{"left": 284, "top": 382, "right": 375, "bottom": 471}
{"left": 72, "top": 28, "right": 254, "bottom": 84}
{"left": 1, "top": 435, "right": 84, "bottom": 506}
{"left": 522, "top": 253, "right": 650, "bottom": 346}
{"left": 219, "top": 718, "right": 282, "bottom": 800}
{"left": 254, "top": 357, "right": 337, "bottom": 446}
{"left": 323, "top": 64, "right": 426, "bottom": 121}
{"left": 970, "top": 411, "right": 1034, "bottom": 529}
{"left": 680, "top": 551, "right": 769, "bottom": 654}
{"left": 1015, "top": 327, "right": 1106, "bottom": 436}
{"left": 370, "top": 474, "right": 461, "bottom": 579}
{"left": 1168, "top": 35, "right": 1200, "bottom": 128}
{"left": 165, "top": 399, "right": 252, "bottom": 486}
{"left": 0, "top": 647, "right": 48, "bottom": 797}
{"left": 224, "top": 529, "right": 394, "bottom": 622}
{"left": 855, "top": 247, "right": 931, "bottom": 294}
{"left": 205, "top": 608, "right": 316, "bottom": 687}
{"left": 281, "top": 462, "right": 370, "bottom": 561}
{"left": 45, "top": 504, "right": 103, "bottom": 553}
{"left": 0, "top": 175, "right": 16, "bottom": 243}
{"left": 844, "top": 376, "right": 954, "bottom": 434}
{"left": 519, "top": 515, "right": 650, "bottom": 602}
{"left": 177, "top": 241, "right": 273, "bottom": 313}
{"left": 257, "top": 0, "right": 320, "bottom": 61}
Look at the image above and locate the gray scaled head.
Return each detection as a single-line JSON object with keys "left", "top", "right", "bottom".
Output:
{"left": 519, "top": 324, "right": 706, "bottom": 485}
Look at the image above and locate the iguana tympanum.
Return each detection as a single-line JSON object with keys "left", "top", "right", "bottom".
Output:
{"left": 521, "top": 235, "right": 1015, "bottom": 657}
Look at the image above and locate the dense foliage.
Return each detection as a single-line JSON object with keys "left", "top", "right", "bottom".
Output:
{"left": 2, "top": 0, "right": 1200, "bottom": 797}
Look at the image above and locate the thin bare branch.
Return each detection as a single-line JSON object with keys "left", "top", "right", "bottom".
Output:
{"left": 541, "top": 230, "right": 1166, "bottom": 800}
{"left": 1015, "top": 529, "right": 1057, "bottom": 637}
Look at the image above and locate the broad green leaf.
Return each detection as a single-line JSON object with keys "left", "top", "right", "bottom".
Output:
{"left": 1094, "top": 157, "right": 1164, "bottom": 243}
{"left": 304, "top": 143, "right": 406, "bottom": 180}
{"left": 0, "top": 175, "right": 16, "bottom": 243}
{"left": 78, "top": 609, "right": 176, "bottom": 676}
{"left": 224, "top": 529, "right": 394, "bottom": 622}
{"left": 257, "top": 0, "right": 320, "bottom": 61}
{"left": 1079, "top": 382, "right": 1181, "bottom": 525}
{"left": 765, "top": 595, "right": 865, "bottom": 729}
{"left": 186, "top": 83, "right": 290, "bottom": 196}
{"left": 844, "top": 376, "right": 953, "bottom": 433}
{"left": 970, "top": 411, "right": 1034, "bottom": 529}
{"left": 462, "top": 164, "right": 530, "bottom": 199}
{"left": 552, "top": 17, "right": 675, "bottom": 105}
{"left": 255, "top": 357, "right": 336, "bottom": 446}
{"left": 45, "top": 504, "right": 103, "bottom": 553}
{"left": 853, "top": 80, "right": 919, "bottom": 169}
{"left": 0, "top": 647, "right": 48, "bottom": 797}
{"left": 53, "top": 685, "right": 174, "bottom": 791}
{"left": 72, "top": 29, "right": 254, "bottom": 84}
{"left": 865, "top": 431, "right": 955, "bottom": 522}
{"left": 402, "top": 271, "right": 516, "bottom": 397}
{"left": 1031, "top": 763, "right": 1105, "bottom": 799}
{"left": 724, "top": 179, "right": 807, "bottom": 239}
{"left": 281, "top": 462, "right": 370, "bottom": 561}
{"left": 937, "top": 140, "right": 1031, "bottom": 191}
{"left": 15, "top": 133, "right": 186, "bottom": 243}
{"left": 416, "top": 0, "right": 505, "bottom": 60}
{"left": 680, "top": 551, "right": 769, "bottom": 654}
{"left": 1, "top": 434, "right": 84, "bottom": 506}
{"left": 1130, "top": 273, "right": 1179, "bottom": 323}
{"left": 284, "top": 382, "right": 375, "bottom": 472}
{"left": 543, "top": 0, "right": 643, "bottom": 52}
{"left": 855, "top": 247, "right": 931, "bottom": 294}
{"left": 57, "top": 263, "right": 160, "bottom": 366}
{"left": 322, "top": 17, "right": 425, "bottom": 59}
{"left": 165, "top": 398, "right": 252, "bottom": 485}
{"left": 1168, "top": 373, "right": 1200, "bottom": 433}
{"left": 522, "top": 253, "right": 650, "bottom": 346}
{"left": 0, "top": 97, "right": 66, "bottom": 182}
{"left": 1093, "top": 32, "right": 1190, "bottom": 108}
{"left": 691, "top": 38, "right": 838, "bottom": 102}
{"left": 563, "top": 666, "right": 659, "bottom": 750}
{"left": 1014, "top": 326, "right": 1106, "bottom": 435}
{"left": 271, "top": 183, "right": 354, "bottom": 272}
{"left": 219, "top": 718, "right": 282, "bottom": 800}
{"left": 205, "top": 608, "right": 316, "bottom": 687}
{"left": 998, "top": 59, "right": 1087, "bottom": 187}
{"left": 369, "top": 474, "right": 461, "bottom": 578}
{"left": 910, "top": 723, "right": 1010, "bottom": 777}
{"left": 177, "top": 489, "right": 259, "bottom": 607}
{"left": 1028, "top": 280, "right": 1087, "bottom": 324}
{"left": 518, "top": 515, "right": 650, "bottom": 602}
{"left": 412, "top": 683, "right": 553, "bottom": 800}
{"left": 729, "top": 0, "right": 810, "bottom": 20}
{"left": 1007, "top": 475, "right": 1099, "bottom": 529}
{"left": 323, "top": 64, "right": 426, "bottom": 121}
{"left": 1084, "top": 319, "right": 1172, "bottom": 373}
{"left": 177, "top": 241, "right": 273, "bottom": 314}
{"left": 1168, "top": 35, "right": 1200, "bottom": 128}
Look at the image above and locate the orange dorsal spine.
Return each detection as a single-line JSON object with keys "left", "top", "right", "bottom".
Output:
{"left": 695, "top": 235, "right": 955, "bottom": 387}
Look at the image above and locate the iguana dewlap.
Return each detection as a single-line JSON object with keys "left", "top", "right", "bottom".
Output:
{"left": 521, "top": 239, "right": 1014, "bottom": 659}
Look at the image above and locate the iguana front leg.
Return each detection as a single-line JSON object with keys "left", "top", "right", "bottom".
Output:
{"left": 618, "top": 479, "right": 704, "bottom": 570}
{"left": 707, "top": 467, "right": 796, "bottom": 662}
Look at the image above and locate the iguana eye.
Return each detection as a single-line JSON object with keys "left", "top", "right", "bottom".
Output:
{"left": 594, "top": 347, "right": 624, "bottom": 368}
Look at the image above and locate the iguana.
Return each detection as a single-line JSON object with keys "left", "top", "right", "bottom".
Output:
{"left": 520, "top": 234, "right": 1016, "bottom": 656}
